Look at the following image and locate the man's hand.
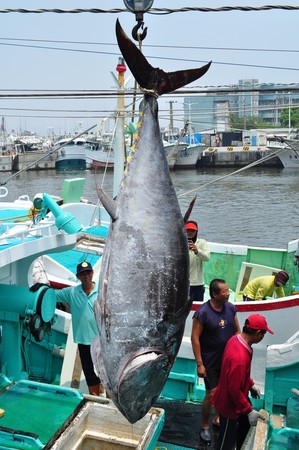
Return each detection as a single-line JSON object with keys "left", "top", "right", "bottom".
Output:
{"left": 248, "top": 409, "right": 265, "bottom": 426}
{"left": 250, "top": 384, "right": 261, "bottom": 399}
{"left": 196, "top": 362, "right": 206, "bottom": 379}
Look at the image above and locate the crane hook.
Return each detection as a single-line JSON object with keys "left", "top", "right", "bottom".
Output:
{"left": 132, "top": 20, "right": 148, "bottom": 42}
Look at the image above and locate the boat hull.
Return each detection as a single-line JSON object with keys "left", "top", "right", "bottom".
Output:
{"left": 174, "top": 144, "right": 207, "bottom": 169}
{"left": 55, "top": 158, "right": 86, "bottom": 170}
{"left": 55, "top": 140, "right": 87, "bottom": 171}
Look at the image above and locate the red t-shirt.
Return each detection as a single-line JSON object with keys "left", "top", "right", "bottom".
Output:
{"left": 211, "top": 334, "right": 254, "bottom": 419}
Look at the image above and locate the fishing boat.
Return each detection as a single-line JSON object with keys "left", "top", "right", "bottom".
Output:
{"left": 85, "top": 133, "right": 117, "bottom": 169}
{"left": 242, "top": 330, "right": 299, "bottom": 450}
{"left": 163, "top": 141, "right": 188, "bottom": 169}
{"left": 0, "top": 36, "right": 298, "bottom": 450}
{"left": 54, "top": 137, "right": 86, "bottom": 171}
{"left": 267, "top": 136, "right": 299, "bottom": 168}
{"left": 174, "top": 143, "right": 207, "bottom": 169}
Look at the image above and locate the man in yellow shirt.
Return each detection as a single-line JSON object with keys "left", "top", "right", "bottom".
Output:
{"left": 242, "top": 270, "right": 289, "bottom": 301}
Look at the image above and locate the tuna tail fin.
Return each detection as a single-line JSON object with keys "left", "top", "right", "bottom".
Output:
{"left": 116, "top": 19, "right": 211, "bottom": 96}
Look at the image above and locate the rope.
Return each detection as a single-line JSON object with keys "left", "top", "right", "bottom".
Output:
{"left": 178, "top": 146, "right": 290, "bottom": 198}
{"left": 0, "top": 6, "right": 299, "bottom": 14}
{"left": 0, "top": 124, "right": 97, "bottom": 186}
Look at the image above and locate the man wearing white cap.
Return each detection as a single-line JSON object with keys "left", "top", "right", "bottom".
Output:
{"left": 212, "top": 314, "right": 274, "bottom": 450}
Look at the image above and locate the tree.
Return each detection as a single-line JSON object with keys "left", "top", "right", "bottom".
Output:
{"left": 229, "top": 114, "right": 274, "bottom": 131}
{"left": 280, "top": 108, "right": 299, "bottom": 127}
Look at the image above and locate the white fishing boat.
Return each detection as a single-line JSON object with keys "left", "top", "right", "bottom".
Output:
{"left": 267, "top": 136, "right": 299, "bottom": 168}
{"left": 174, "top": 142, "right": 207, "bottom": 169}
{"left": 163, "top": 141, "right": 188, "bottom": 169}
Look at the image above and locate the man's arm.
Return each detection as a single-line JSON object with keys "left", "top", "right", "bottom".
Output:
{"left": 191, "top": 318, "right": 206, "bottom": 378}
{"left": 195, "top": 239, "right": 210, "bottom": 261}
{"left": 234, "top": 315, "right": 241, "bottom": 334}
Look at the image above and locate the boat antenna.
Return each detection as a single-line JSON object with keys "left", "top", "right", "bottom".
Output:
{"left": 0, "top": 124, "right": 97, "bottom": 186}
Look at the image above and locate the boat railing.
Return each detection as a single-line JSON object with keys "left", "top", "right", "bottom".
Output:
{"left": 0, "top": 220, "right": 61, "bottom": 242}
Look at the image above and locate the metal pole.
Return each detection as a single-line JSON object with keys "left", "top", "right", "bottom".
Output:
{"left": 288, "top": 91, "right": 291, "bottom": 136}
{"left": 113, "top": 58, "right": 127, "bottom": 198}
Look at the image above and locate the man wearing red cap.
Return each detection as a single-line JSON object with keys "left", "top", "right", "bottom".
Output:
{"left": 185, "top": 220, "right": 210, "bottom": 302}
{"left": 212, "top": 314, "right": 274, "bottom": 450}
{"left": 242, "top": 270, "right": 289, "bottom": 301}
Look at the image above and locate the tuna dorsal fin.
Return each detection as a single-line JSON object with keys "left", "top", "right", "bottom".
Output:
{"left": 96, "top": 184, "right": 117, "bottom": 221}
{"left": 116, "top": 19, "right": 211, "bottom": 96}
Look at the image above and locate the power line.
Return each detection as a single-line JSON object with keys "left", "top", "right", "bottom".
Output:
{"left": 0, "top": 37, "right": 298, "bottom": 54}
{"left": 0, "top": 6, "right": 299, "bottom": 14}
{"left": 0, "top": 40, "right": 298, "bottom": 73}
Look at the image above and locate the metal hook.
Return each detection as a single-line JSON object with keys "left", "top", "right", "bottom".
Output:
{"left": 132, "top": 20, "right": 148, "bottom": 42}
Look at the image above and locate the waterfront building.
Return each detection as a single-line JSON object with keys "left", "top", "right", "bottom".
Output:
{"left": 184, "top": 80, "right": 299, "bottom": 132}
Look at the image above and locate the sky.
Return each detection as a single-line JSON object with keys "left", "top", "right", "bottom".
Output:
{"left": 1, "top": 1, "right": 299, "bottom": 136}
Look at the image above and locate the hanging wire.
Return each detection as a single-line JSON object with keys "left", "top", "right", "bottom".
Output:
{"left": 0, "top": 6, "right": 299, "bottom": 14}
{"left": 178, "top": 146, "right": 292, "bottom": 199}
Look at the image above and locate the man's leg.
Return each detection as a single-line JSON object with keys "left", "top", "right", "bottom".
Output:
{"left": 216, "top": 416, "right": 238, "bottom": 450}
{"left": 236, "top": 413, "right": 250, "bottom": 450}
{"left": 78, "top": 343, "right": 102, "bottom": 395}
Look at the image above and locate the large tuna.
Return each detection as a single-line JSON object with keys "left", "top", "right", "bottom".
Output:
{"left": 91, "top": 20, "right": 211, "bottom": 423}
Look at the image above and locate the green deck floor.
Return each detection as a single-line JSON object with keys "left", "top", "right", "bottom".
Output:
{"left": 0, "top": 380, "right": 83, "bottom": 448}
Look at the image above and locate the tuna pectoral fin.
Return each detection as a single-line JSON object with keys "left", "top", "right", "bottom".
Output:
{"left": 96, "top": 184, "right": 117, "bottom": 221}
{"left": 118, "top": 352, "right": 171, "bottom": 423}
{"left": 184, "top": 196, "right": 197, "bottom": 223}
{"left": 116, "top": 19, "right": 211, "bottom": 96}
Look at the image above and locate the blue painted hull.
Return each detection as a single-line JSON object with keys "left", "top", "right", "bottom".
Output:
{"left": 55, "top": 159, "right": 86, "bottom": 170}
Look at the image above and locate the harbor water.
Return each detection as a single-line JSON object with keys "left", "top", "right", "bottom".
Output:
{"left": 1, "top": 166, "right": 298, "bottom": 248}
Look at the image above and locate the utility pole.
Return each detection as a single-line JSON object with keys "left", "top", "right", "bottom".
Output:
{"left": 168, "top": 101, "right": 176, "bottom": 134}
{"left": 288, "top": 91, "right": 291, "bottom": 136}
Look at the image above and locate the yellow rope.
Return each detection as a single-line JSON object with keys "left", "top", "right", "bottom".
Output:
{"left": 0, "top": 213, "right": 29, "bottom": 221}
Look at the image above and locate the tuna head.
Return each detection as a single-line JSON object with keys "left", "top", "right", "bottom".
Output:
{"left": 91, "top": 20, "right": 211, "bottom": 424}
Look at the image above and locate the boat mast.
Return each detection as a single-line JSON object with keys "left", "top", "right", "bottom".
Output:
{"left": 113, "top": 58, "right": 127, "bottom": 198}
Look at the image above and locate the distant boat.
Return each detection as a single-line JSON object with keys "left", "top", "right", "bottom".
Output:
{"left": 174, "top": 143, "right": 207, "bottom": 169}
{"left": 267, "top": 136, "right": 299, "bottom": 168}
{"left": 163, "top": 141, "right": 188, "bottom": 169}
{"left": 85, "top": 133, "right": 116, "bottom": 169}
{"left": 164, "top": 126, "right": 208, "bottom": 170}
{"left": 55, "top": 137, "right": 86, "bottom": 170}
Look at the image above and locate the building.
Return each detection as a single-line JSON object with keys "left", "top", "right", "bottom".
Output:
{"left": 184, "top": 80, "right": 299, "bottom": 132}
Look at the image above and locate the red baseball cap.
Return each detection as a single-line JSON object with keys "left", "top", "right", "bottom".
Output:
{"left": 185, "top": 222, "right": 198, "bottom": 231}
{"left": 245, "top": 314, "right": 274, "bottom": 334}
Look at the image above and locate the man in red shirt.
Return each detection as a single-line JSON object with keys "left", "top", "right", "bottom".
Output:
{"left": 211, "top": 314, "right": 273, "bottom": 450}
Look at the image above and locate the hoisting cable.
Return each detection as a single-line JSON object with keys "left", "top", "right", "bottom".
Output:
{"left": 178, "top": 146, "right": 292, "bottom": 198}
